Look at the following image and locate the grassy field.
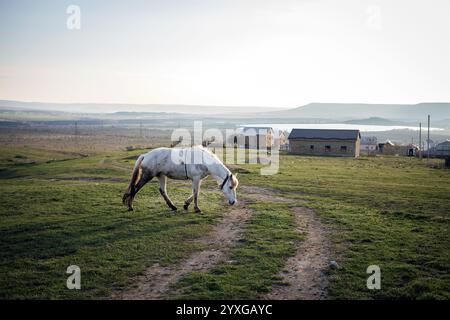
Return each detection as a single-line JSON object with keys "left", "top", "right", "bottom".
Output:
{"left": 0, "top": 144, "right": 449, "bottom": 299}
{"left": 238, "top": 155, "right": 450, "bottom": 299}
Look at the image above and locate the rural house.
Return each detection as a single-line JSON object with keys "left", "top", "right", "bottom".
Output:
{"left": 288, "top": 129, "right": 361, "bottom": 157}
{"left": 433, "top": 140, "right": 450, "bottom": 157}
{"left": 233, "top": 126, "right": 275, "bottom": 150}
{"left": 427, "top": 140, "right": 450, "bottom": 158}
{"left": 377, "top": 140, "right": 395, "bottom": 154}
{"left": 360, "top": 136, "right": 378, "bottom": 155}
{"left": 277, "top": 129, "right": 289, "bottom": 151}
{"left": 378, "top": 141, "right": 419, "bottom": 156}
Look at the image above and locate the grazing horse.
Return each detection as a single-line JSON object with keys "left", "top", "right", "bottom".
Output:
{"left": 122, "top": 146, "right": 239, "bottom": 213}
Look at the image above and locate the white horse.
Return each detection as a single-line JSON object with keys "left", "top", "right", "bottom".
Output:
{"left": 122, "top": 146, "right": 239, "bottom": 213}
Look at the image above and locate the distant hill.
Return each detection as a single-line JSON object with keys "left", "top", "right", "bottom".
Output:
{"left": 1, "top": 100, "right": 450, "bottom": 122}
{"left": 275, "top": 103, "right": 450, "bottom": 121}
{"left": 0, "top": 100, "right": 281, "bottom": 115}
{"left": 343, "top": 117, "right": 410, "bottom": 126}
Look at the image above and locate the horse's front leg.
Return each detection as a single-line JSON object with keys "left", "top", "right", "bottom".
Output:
{"left": 124, "top": 173, "right": 152, "bottom": 211}
{"left": 193, "top": 177, "right": 202, "bottom": 213}
{"left": 183, "top": 193, "right": 193, "bottom": 211}
{"left": 157, "top": 175, "right": 177, "bottom": 211}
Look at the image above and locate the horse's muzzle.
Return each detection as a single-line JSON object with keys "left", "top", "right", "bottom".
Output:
{"left": 229, "top": 200, "right": 236, "bottom": 205}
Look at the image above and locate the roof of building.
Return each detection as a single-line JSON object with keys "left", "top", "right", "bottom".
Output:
{"left": 379, "top": 140, "right": 395, "bottom": 146}
{"left": 237, "top": 126, "right": 274, "bottom": 136}
{"left": 361, "top": 136, "right": 378, "bottom": 145}
{"left": 242, "top": 126, "right": 273, "bottom": 131}
{"left": 288, "top": 129, "right": 361, "bottom": 141}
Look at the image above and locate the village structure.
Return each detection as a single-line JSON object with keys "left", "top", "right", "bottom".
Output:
{"left": 429, "top": 140, "right": 450, "bottom": 157}
{"left": 231, "top": 127, "right": 287, "bottom": 150}
{"left": 288, "top": 129, "right": 361, "bottom": 157}
{"left": 360, "top": 136, "right": 378, "bottom": 155}
{"left": 230, "top": 126, "right": 449, "bottom": 161}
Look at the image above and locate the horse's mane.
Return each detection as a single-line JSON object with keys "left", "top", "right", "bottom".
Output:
{"left": 199, "top": 146, "right": 226, "bottom": 165}
{"left": 173, "top": 145, "right": 229, "bottom": 171}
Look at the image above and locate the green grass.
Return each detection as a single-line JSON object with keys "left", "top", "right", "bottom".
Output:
{"left": 174, "top": 203, "right": 303, "bottom": 299}
{"left": 0, "top": 148, "right": 225, "bottom": 299}
{"left": 237, "top": 155, "right": 450, "bottom": 299}
{"left": 0, "top": 147, "right": 449, "bottom": 299}
{"left": 0, "top": 146, "right": 81, "bottom": 167}
{"left": 0, "top": 147, "right": 131, "bottom": 180}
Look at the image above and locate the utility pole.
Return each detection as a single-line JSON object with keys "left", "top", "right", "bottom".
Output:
{"left": 74, "top": 121, "right": 78, "bottom": 144}
{"left": 427, "top": 115, "right": 430, "bottom": 162}
{"left": 419, "top": 122, "right": 422, "bottom": 160}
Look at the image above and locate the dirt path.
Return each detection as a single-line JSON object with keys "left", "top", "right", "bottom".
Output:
{"left": 111, "top": 204, "right": 253, "bottom": 300}
{"left": 241, "top": 186, "right": 330, "bottom": 299}
{"left": 111, "top": 186, "right": 330, "bottom": 300}
{"left": 239, "top": 185, "right": 304, "bottom": 204}
{"left": 265, "top": 206, "right": 330, "bottom": 300}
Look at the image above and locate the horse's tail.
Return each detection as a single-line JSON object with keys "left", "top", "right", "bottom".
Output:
{"left": 122, "top": 155, "right": 144, "bottom": 208}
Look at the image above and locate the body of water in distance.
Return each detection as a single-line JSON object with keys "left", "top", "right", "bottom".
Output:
{"left": 242, "top": 123, "right": 443, "bottom": 132}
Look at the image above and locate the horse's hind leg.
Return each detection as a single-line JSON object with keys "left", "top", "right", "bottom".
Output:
{"left": 157, "top": 175, "right": 177, "bottom": 211}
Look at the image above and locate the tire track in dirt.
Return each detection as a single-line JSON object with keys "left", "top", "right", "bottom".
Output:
{"left": 111, "top": 204, "right": 252, "bottom": 300}
{"left": 265, "top": 206, "right": 330, "bottom": 300}
{"left": 241, "top": 185, "right": 330, "bottom": 299}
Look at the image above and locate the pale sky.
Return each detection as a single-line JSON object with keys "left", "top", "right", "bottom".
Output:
{"left": 1, "top": 0, "right": 450, "bottom": 108}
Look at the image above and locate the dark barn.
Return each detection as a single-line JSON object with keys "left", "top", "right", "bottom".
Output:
{"left": 288, "top": 129, "right": 361, "bottom": 158}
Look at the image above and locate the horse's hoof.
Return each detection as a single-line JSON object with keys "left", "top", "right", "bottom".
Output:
{"left": 194, "top": 208, "right": 202, "bottom": 214}
{"left": 127, "top": 207, "right": 134, "bottom": 212}
{"left": 183, "top": 204, "right": 189, "bottom": 211}
{"left": 170, "top": 206, "right": 178, "bottom": 211}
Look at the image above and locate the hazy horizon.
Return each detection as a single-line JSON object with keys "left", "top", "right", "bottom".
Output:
{"left": 1, "top": 0, "right": 450, "bottom": 110}
{"left": 2, "top": 100, "right": 450, "bottom": 120}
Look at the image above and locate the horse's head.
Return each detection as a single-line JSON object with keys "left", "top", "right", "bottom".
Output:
{"left": 220, "top": 173, "right": 239, "bottom": 205}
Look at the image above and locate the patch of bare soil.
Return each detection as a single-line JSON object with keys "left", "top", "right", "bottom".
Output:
{"left": 111, "top": 205, "right": 252, "bottom": 300}
{"left": 265, "top": 206, "right": 330, "bottom": 300}
{"left": 239, "top": 185, "right": 303, "bottom": 204}
{"left": 240, "top": 187, "right": 329, "bottom": 299}
{"left": 111, "top": 185, "right": 330, "bottom": 300}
